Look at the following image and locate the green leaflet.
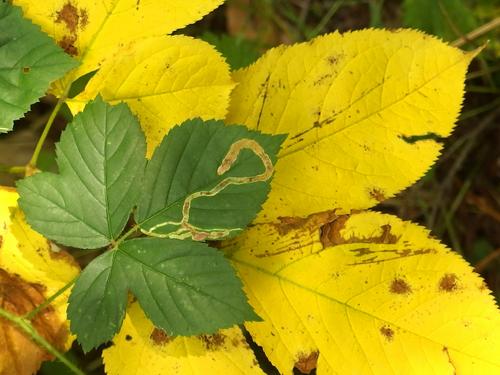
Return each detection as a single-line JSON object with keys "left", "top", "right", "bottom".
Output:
{"left": 0, "top": 2, "right": 77, "bottom": 133}
{"left": 136, "top": 119, "right": 285, "bottom": 241}
{"left": 17, "top": 97, "right": 146, "bottom": 249}
{"left": 67, "top": 250, "right": 128, "bottom": 352}
{"left": 68, "top": 238, "right": 258, "bottom": 352}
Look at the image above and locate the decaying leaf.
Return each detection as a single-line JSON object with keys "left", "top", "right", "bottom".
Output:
{"left": 224, "top": 211, "right": 500, "bottom": 374}
{"left": 0, "top": 186, "right": 80, "bottom": 375}
{"left": 13, "top": 0, "right": 233, "bottom": 155}
{"left": 227, "top": 29, "right": 477, "bottom": 222}
{"left": 103, "top": 302, "right": 263, "bottom": 375}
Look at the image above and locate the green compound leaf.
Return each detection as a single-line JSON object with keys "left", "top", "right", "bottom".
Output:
{"left": 67, "top": 250, "right": 128, "bottom": 353}
{"left": 69, "top": 238, "right": 258, "bottom": 352}
{"left": 17, "top": 97, "right": 146, "bottom": 249}
{"left": 0, "top": 2, "right": 77, "bottom": 133}
{"left": 136, "top": 119, "right": 285, "bottom": 241}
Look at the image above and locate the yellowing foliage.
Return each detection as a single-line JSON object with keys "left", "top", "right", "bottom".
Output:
{"left": 227, "top": 30, "right": 477, "bottom": 222}
{"left": 224, "top": 211, "right": 500, "bottom": 374}
{"left": 66, "top": 36, "right": 234, "bottom": 155}
{"left": 12, "top": 0, "right": 224, "bottom": 78}
{"left": 14, "top": 0, "right": 233, "bottom": 154}
{"left": 0, "top": 187, "right": 80, "bottom": 374}
{"left": 103, "top": 302, "right": 263, "bottom": 375}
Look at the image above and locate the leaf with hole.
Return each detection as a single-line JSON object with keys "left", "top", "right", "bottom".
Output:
{"left": 227, "top": 29, "right": 477, "bottom": 221}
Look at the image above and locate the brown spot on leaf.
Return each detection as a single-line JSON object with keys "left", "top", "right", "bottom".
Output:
{"left": 22, "top": 67, "right": 30, "bottom": 74}
{"left": 0, "top": 269, "right": 68, "bottom": 374}
{"left": 390, "top": 278, "right": 412, "bottom": 294}
{"left": 58, "top": 35, "right": 78, "bottom": 56}
{"left": 276, "top": 210, "right": 338, "bottom": 236}
{"left": 295, "top": 351, "right": 319, "bottom": 374}
{"left": 380, "top": 326, "right": 394, "bottom": 341}
{"left": 55, "top": 3, "right": 80, "bottom": 33}
{"left": 150, "top": 328, "right": 171, "bottom": 345}
{"left": 321, "top": 219, "right": 399, "bottom": 247}
{"left": 201, "top": 333, "right": 226, "bottom": 350}
{"left": 369, "top": 188, "right": 386, "bottom": 202}
{"left": 0, "top": 235, "right": 3, "bottom": 248}
{"left": 439, "top": 273, "right": 459, "bottom": 292}
{"left": 125, "top": 334, "right": 133, "bottom": 341}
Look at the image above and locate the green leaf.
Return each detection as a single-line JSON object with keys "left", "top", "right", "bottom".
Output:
{"left": 0, "top": 2, "right": 77, "bottom": 133}
{"left": 136, "top": 119, "right": 285, "bottom": 241}
{"left": 17, "top": 97, "right": 146, "bottom": 249}
{"left": 403, "top": 0, "right": 477, "bottom": 41}
{"left": 67, "top": 251, "right": 128, "bottom": 353}
{"left": 202, "top": 32, "right": 261, "bottom": 70}
{"left": 68, "top": 238, "right": 258, "bottom": 352}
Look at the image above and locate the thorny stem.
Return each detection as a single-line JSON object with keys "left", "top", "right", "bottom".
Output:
{"left": 0, "top": 307, "right": 85, "bottom": 375}
{"left": 24, "top": 276, "right": 78, "bottom": 321}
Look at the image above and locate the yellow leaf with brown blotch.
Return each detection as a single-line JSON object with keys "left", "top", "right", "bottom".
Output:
{"left": 0, "top": 186, "right": 80, "bottom": 375}
{"left": 103, "top": 302, "right": 264, "bottom": 375}
{"left": 227, "top": 29, "right": 477, "bottom": 222}
{"left": 223, "top": 211, "right": 500, "bottom": 374}
{"left": 13, "top": 0, "right": 233, "bottom": 155}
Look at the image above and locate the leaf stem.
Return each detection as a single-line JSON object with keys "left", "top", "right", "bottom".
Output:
{"left": 114, "top": 224, "right": 140, "bottom": 249}
{"left": 24, "top": 277, "right": 78, "bottom": 321}
{"left": 28, "top": 96, "right": 66, "bottom": 170}
{"left": 0, "top": 307, "right": 85, "bottom": 375}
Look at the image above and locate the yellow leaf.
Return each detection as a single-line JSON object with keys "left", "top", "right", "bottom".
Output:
{"left": 103, "top": 302, "right": 264, "bottom": 375}
{"left": 0, "top": 186, "right": 80, "bottom": 374}
{"left": 227, "top": 29, "right": 477, "bottom": 222}
{"left": 13, "top": 0, "right": 233, "bottom": 155}
{"left": 66, "top": 36, "right": 234, "bottom": 155}
{"left": 224, "top": 211, "right": 500, "bottom": 374}
{"left": 13, "top": 0, "right": 224, "bottom": 78}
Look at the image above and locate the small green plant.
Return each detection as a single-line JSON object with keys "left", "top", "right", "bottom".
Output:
{"left": 0, "top": 1, "right": 499, "bottom": 374}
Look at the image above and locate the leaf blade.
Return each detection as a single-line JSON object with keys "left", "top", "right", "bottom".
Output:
{"left": 67, "top": 250, "right": 128, "bottom": 353}
{"left": 227, "top": 29, "right": 476, "bottom": 221}
{"left": 136, "top": 118, "right": 284, "bottom": 241}
{"left": 224, "top": 211, "right": 500, "bottom": 374}
{"left": 118, "top": 238, "right": 259, "bottom": 336}
{"left": 17, "top": 97, "right": 146, "bottom": 248}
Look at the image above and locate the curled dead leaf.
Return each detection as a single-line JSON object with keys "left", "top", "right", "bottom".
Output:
{"left": 0, "top": 270, "right": 68, "bottom": 375}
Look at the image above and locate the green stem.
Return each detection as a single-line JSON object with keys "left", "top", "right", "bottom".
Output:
{"left": 114, "top": 224, "right": 140, "bottom": 249}
{"left": 29, "top": 96, "right": 66, "bottom": 169}
{"left": 25, "top": 277, "right": 78, "bottom": 321}
{"left": 0, "top": 307, "right": 85, "bottom": 375}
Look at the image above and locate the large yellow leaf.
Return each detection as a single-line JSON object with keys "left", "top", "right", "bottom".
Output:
{"left": 0, "top": 186, "right": 80, "bottom": 374}
{"left": 227, "top": 29, "right": 476, "bottom": 222}
{"left": 13, "top": 0, "right": 224, "bottom": 78}
{"left": 66, "top": 35, "right": 234, "bottom": 155}
{"left": 224, "top": 211, "right": 500, "bottom": 374}
{"left": 103, "top": 302, "right": 263, "bottom": 375}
